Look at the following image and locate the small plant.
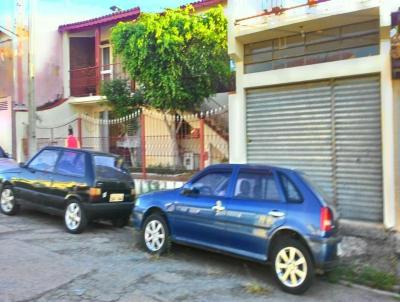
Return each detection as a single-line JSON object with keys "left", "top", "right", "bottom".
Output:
{"left": 244, "top": 282, "right": 270, "bottom": 295}
{"left": 132, "top": 164, "right": 188, "bottom": 175}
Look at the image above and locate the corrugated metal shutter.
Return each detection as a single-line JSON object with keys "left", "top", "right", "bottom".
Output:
{"left": 246, "top": 75, "right": 382, "bottom": 222}
{"left": 247, "top": 81, "right": 335, "bottom": 200}
{"left": 334, "top": 76, "right": 382, "bottom": 221}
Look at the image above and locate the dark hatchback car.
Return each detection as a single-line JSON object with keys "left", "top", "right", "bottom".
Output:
{"left": 133, "top": 164, "right": 341, "bottom": 294}
{"left": 0, "top": 146, "right": 135, "bottom": 233}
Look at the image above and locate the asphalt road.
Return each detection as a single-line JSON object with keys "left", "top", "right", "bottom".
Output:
{"left": 0, "top": 208, "right": 398, "bottom": 302}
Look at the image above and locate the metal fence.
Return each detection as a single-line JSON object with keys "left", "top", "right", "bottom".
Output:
{"left": 36, "top": 107, "right": 229, "bottom": 178}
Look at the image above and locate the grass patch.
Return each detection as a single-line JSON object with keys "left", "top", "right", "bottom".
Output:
{"left": 327, "top": 265, "right": 397, "bottom": 291}
{"left": 148, "top": 254, "right": 161, "bottom": 261}
{"left": 244, "top": 282, "right": 270, "bottom": 295}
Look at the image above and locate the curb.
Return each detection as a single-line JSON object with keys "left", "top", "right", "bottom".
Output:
{"left": 338, "top": 280, "right": 400, "bottom": 299}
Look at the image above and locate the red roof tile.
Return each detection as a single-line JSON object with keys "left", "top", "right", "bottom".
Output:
{"left": 58, "top": 0, "right": 225, "bottom": 33}
{"left": 58, "top": 7, "right": 140, "bottom": 33}
{"left": 185, "top": 0, "right": 226, "bottom": 9}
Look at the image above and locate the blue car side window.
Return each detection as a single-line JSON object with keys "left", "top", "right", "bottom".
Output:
{"left": 279, "top": 173, "right": 303, "bottom": 203}
{"left": 192, "top": 171, "right": 231, "bottom": 197}
{"left": 234, "top": 172, "right": 280, "bottom": 201}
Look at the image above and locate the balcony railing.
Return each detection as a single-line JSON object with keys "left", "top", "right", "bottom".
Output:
{"left": 70, "top": 63, "right": 134, "bottom": 97}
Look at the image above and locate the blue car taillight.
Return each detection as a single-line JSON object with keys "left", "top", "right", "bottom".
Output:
{"left": 320, "top": 207, "right": 333, "bottom": 232}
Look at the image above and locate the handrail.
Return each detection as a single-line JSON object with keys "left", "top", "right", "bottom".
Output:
{"left": 69, "top": 63, "right": 122, "bottom": 73}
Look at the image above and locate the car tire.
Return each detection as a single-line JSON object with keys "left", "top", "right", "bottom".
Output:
{"left": 141, "top": 213, "right": 171, "bottom": 255}
{"left": 112, "top": 215, "right": 130, "bottom": 228}
{"left": 0, "top": 185, "right": 20, "bottom": 216}
{"left": 271, "top": 237, "right": 314, "bottom": 295}
{"left": 64, "top": 200, "right": 87, "bottom": 234}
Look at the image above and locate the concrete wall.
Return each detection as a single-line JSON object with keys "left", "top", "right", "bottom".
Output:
{"left": 15, "top": 111, "right": 28, "bottom": 163}
{"left": 33, "top": 10, "right": 64, "bottom": 106}
{"left": 0, "top": 97, "right": 13, "bottom": 155}
{"left": 0, "top": 33, "right": 13, "bottom": 99}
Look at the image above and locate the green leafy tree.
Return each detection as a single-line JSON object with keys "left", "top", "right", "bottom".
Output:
{"left": 110, "top": 5, "right": 229, "bottom": 166}
{"left": 100, "top": 79, "right": 143, "bottom": 117}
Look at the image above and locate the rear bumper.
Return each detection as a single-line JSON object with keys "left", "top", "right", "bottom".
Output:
{"left": 82, "top": 202, "right": 135, "bottom": 219}
{"left": 307, "top": 235, "right": 342, "bottom": 271}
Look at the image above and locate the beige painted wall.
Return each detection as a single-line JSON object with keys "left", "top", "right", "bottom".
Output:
{"left": 143, "top": 109, "right": 175, "bottom": 167}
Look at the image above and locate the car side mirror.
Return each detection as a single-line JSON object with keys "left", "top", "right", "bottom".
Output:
{"left": 181, "top": 183, "right": 199, "bottom": 196}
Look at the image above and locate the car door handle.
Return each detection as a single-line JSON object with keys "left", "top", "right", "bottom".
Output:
{"left": 268, "top": 210, "right": 285, "bottom": 218}
{"left": 212, "top": 200, "right": 225, "bottom": 212}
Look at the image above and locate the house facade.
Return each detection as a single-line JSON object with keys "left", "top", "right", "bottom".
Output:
{"left": 10, "top": 0, "right": 229, "bottom": 172}
{"left": 228, "top": 0, "right": 400, "bottom": 228}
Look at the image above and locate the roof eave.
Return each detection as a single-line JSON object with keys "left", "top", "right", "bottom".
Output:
{"left": 58, "top": 7, "right": 140, "bottom": 33}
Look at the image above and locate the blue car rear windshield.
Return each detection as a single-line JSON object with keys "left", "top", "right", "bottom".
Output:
{"left": 300, "top": 172, "right": 332, "bottom": 205}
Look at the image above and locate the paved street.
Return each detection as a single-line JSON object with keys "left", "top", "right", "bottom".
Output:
{"left": 0, "top": 208, "right": 398, "bottom": 302}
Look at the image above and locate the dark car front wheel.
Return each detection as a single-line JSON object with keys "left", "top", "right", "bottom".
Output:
{"left": 0, "top": 185, "right": 20, "bottom": 216}
{"left": 271, "top": 237, "right": 314, "bottom": 295}
{"left": 141, "top": 214, "right": 170, "bottom": 255}
{"left": 64, "top": 201, "right": 87, "bottom": 234}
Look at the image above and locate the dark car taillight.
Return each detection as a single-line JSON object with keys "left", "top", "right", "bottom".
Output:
{"left": 89, "top": 187, "right": 102, "bottom": 201}
{"left": 320, "top": 207, "right": 333, "bottom": 232}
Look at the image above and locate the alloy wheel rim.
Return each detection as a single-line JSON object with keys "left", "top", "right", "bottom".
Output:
{"left": 1, "top": 189, "right": 14, "bottom": 213}
{"left": 275, "top": 246, "right": 308, "bottom": 288}
{"left": 65, "top": 203, "right": 81, "bottom": 230}
{"left": 144, "top": 220, "right": 165, "bottom": 252}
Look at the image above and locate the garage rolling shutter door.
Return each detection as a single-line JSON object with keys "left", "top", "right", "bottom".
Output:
{"left": 334, "top": 77, "right": 382, "bottom": 221}
{"left": 246, "top": 76, "right": 382, "bottom": 222}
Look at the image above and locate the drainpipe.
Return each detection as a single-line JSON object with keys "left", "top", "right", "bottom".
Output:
{"left": 95, "top": 27, "right": 101, "bottom": 95}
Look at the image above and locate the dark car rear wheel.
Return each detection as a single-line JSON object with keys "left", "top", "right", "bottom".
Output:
{"left": 271, "top": 237, "right": 314, "bottom": 295}
{"left": 0, "top": 185, "right": 20, "bottom": 216}
{"left": 64, "top": 201, "right": 87, "bottom": 234}
{"left": 141, "top": 214, "right": 170, "bottom": 255}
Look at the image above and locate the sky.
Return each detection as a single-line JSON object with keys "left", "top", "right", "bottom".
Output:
{"left": 0, "top": 0, "right": 191, "bottom": 30}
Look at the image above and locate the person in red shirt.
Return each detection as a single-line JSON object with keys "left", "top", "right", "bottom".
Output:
{"left": 65, "top": 126, "right": 81, "bottom": 149}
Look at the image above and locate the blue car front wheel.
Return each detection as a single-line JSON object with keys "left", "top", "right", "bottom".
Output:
{"left": 142, "top": 213, "right": 171, "bottom": 255}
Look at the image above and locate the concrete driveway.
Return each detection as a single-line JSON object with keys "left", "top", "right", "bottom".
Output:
{"left": 0, "top": 208, "right": 397, "bottom": 302}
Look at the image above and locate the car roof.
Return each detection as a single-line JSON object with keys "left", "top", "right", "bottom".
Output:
{"left": 204, "top": 163, "right": 299, "bottom": 174}
{"left": 41, "top": 146, "right": 119, "bottom": 158}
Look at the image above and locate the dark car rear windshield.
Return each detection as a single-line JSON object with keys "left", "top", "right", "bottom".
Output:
{"left": 93, "top": 155, "right": 129, "bottom": 178}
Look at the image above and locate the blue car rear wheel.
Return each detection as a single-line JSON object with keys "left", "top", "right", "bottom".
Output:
{"left": 271, "top": 237, "right": 314, "bottom": 294}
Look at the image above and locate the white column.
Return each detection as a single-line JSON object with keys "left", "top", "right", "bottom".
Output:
{"left": 380, "top": 2, "right": 396, "bottom": 228}
{"left": 227, "top": 0, "right": 247, "bottom": 164}
{"left": 229, "top": 60, "right": 247, "bottom": 163}
{"left": 62, "top": 31, "right": 70, "bottom": 98}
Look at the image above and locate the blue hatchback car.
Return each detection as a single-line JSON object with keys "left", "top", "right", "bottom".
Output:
{"left": 133, "top": 164, "right": 341, "bottom": 294}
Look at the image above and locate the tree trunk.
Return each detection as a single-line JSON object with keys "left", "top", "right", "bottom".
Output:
{"left": 162, "top": 112, "right": 182, "bottom": 169}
